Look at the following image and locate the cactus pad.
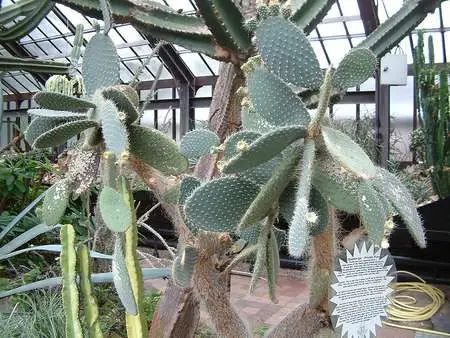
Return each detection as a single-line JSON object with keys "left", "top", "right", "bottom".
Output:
{"left": 222, "top": 126, "right": 307, "bottom": 174}
{"left": 28, "top": 109, "right": 87, "bottom": 119}
{"left": 239, "top": 148, "right": 300, "bottom": 229}
{"left": 33, "top": 91, "right": 95, "bottom": 111}
{"left": 358, "top": 181, "right": 386, "bottom": 244}
{"left": 333, "top": 48, "right": 377, "bottom": 89}
{"left": 185, "top": 177, "right": 260, "bottom": 232}
{"left": 312, "top": 154, "right": 360, "bottom": 213}
{"left": 255, "top": 16, "right": 323, "bottom": 89}
{"left": 83, "top": 32, "right": 120, "bottom": 96}
{"left": 179, "top": 176, "right": 201, "bottom": 205}
{"left": 241, "top": 107, "right": 275, "bottom": 134}
{"left": 371, "top": 168, "right": 425, "bottom": 248}
{"left": 223, "top": 131, "right": 260, "bottom": 160}
{"left": 42, "top": 178, "right": 71, "bottom": 226}
{"left": 102, "top": 85, "right": 139, "bottom": 124}
{"left": 180, "top": 129, "right": 219, "bottom": 163}
{"left": 25, "top": 115, "right": 84, "bottom": 146}
{"left": 98, "top": 187, "right": 132, "bottom": 232}
{"left": 129, "top": 125, "right": 188, "bottom": 175}
{"left": 99, "top": 98, "right": 129, "bottom": 156}
{"left": 33, "top": 119, "right": 98, "bottom": 149}
{"left": 247, "top": 67, "right": 310, "bottom": 127}
{"left": 238, "top": 223, "right": 263, "bottom": 245}
{"left": 321, "top": 126, "right": 376, "bottom": 179}
{"left": 112, "top": 234, "right": 138, "bottom": 315}
{"left": 308, "top": 189, "right": 329, "bottom": 236}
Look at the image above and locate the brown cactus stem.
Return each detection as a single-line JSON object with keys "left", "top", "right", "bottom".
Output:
{"left": 193, "top": 232, "right": 251, "bottom": 338}
{"left": 308, "top": 209, "right": 337, "bottom": 313}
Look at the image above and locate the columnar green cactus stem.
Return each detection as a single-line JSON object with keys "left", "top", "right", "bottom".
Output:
{"left": 60, "top": 224, "right": 83, "bottom": 338}
{"left": 288, "top": 139, "right": 316, "bottom": 257}
{"left": 101, "top": 151, "right": 116, "bottom": 188}
{"left": 119, "top": 175, "right": 148, "bottom": 337}
{"left": 309, "top": 67, "right": 335, "bottom": 137}
{"left": 78, "top": 244, "right": 103, "bottom": 338}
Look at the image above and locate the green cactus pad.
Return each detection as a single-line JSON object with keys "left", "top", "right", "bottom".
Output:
{"left": 28, "top": 109, "right": 87, "bottom": 119}
{"left": 99, "top": 98, "right": 129, "bottom": 156}
{"left": 42, "top": 178, "right": 71, "bottom": 226}
{"left": 102, "top": 85, "right": 139, "bottom": 125}
{"left": 290, "top": 0, "right": 335, "bottom": 35}
{"left": 321, "top": 126, "right": 376, "bottom": 179}
{"left": 238, "top": 223, "right": 263, "bottom": 245}
{"left": 241, "top": 107, "right": 275, "bottom": 134}
{"left": 195, "top": 0, "right": 251, "bottom": 51}
{"left": 60, "top": 224, "right": 83, "bottom": 338}
{"left": 288, "top": 139, "right": 315, "bottom": 257}
{"left": 32, "top": 119, "right": 98, "bottom": 149}
{"left": 222, "top": 126, "right": 307, "bottom": 174}
{"left": 358, "top": 181, "right": 386, "bottom": 244}
{"left": 129, "top": 125, "right": 188, "bottom": 175}
{"left": 185, "top": 177, "right": 260, "bottom": 232}
{"left": 180, "top": 129, "right": 219, "bottom": 163}
{"left": 223, "top": 131, "right": 260, "bottom": 160}
{"left": 33, "top": 91, "right": 96, "bottom": 111}
{"left": 239, "top": 147, "right": 301, "bottom": 229}
{"left": 255, "top": 16, "right": 323, "bottom": 89}
{"left": 25, "top": 115, "right": 84, "bottom": 146}
{"left": 312, "top": 154, "right": 360, "bottom": 213}
{"left": 370, "top": 168, "right": 425, "bottom": 248}
{"left": 247, "top": 67, "right": 310, "bottom": 127}
{"left": 172, "top": 245, "right": 198, "bottom": 288}
{"left": 83, "top": 32, "right": 120, "bottom": 96}
{"left": 112, "top": 234, "right": 138, "bottom": 315}
{"left": 98, "top": 187, "right": 132, "bottom": 232}
{"left": 163, "top": 183, "right": 181, "bottom": 204}
{"left": 223, "top": 130, "right": 281, "bottom": 185}
{"left": 179, "top": 176, "right": 201, "bottom": 205}
{"left": 333, "top": 48, "right": 377, "bottom": 89}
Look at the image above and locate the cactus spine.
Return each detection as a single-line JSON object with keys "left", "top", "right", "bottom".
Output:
{"left": 60, "top": 224, "right": 83, "bottom": 338}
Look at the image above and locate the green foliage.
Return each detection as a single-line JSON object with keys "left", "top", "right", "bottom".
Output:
{"left": 142, "top": 292, "right": 161, "bottom": 323}
{"left": 255, "top": 16, "right": 323, "bottom": 89}
{"left": 83, "top": 32, "right": 120, "bottom": 96}
{"left": 0, "top": 152, "right": 52, "bottom": 214}
{"left": 33, "top": 91, "right": 95, "bottom": 111}
{"left": 101, "top": 85, "right": 139, "bottom": 125}
{"left": 172, "top": 245, "right": 198, "bottom": 288}
{"left": 358, "top": 181, "right": 387, "bottom": 244}
{"left": 179, "top": 175, "right": 201, "bottom": 205}
{"left": 180, "top": 129, "right": 220, "bottom": 163}
{"left": 98, "top": 97, "right": 129, "bottom": 156}
{"left": 185, "top": 177, "right": 260, "bottom": 232}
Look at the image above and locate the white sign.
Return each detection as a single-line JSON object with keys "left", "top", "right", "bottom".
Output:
{"left": 380, "top": 53, "right": 408, "bottom": 86}
{"left": 329, "top": 240, "right": 396, "bottom": 338}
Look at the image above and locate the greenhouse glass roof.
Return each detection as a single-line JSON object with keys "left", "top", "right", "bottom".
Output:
{"left": 0, "top": 0, "right": 449, "bottom": 95}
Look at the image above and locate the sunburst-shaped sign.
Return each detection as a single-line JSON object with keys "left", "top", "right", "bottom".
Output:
{"left": 329, "top": 239, "right": 396, "bottom": 338}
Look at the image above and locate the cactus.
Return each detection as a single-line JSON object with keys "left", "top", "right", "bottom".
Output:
{"left": 179, "top": 175, "right": 201, "bottom": 205}
{"left": 185, "top": 177, "right": 260, "bottom": 232}
{"left": 98, "top": 186, "right": 132, "bottom": 232}
{"left": 172, "top": 245, "right": 199, "bottom": 288}
{"left": 255, "top": 16, "right": 323, "bottom": 89}
{"left": 60, "top": 224, "right": 83, "bottom": 338}
{"left": 0, "top": 55, "right": 68, "bottom": 74}
{"left": 24, "top": 115, "right": 84, "bottom": 146}
{"left": 180, "top": 129, "right": 220, "bottom": 163}
{"left": 42, "top": 178, "right": 72, "bottom": 226}
{"left": 101, "top": 85, "right": 139, "bottom": 125}
{"left": 413, "top": 31, "right": 449, "bottom": 198}
{"left": 82, "top": 30, "right": 120, "bottom": 96}
{"left": 289, "top": 0, "right": 335, "bottom": 34}
{"left": 78, "top": 244, "right": 103, "bottom": 338}
{"left": 98, "top": 97, "right": 129, "bottom": 156}
{"left": 33, "top": 91, "right": 95, "bottom": 111}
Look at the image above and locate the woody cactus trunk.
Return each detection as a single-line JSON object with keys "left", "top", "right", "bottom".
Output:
{"left": 0, "top": 0, "right": 442, "bottom": 337}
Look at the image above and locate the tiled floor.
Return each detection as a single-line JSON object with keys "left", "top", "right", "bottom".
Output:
{"left": 145, "top": 270, "right": 450, "bottom": 337}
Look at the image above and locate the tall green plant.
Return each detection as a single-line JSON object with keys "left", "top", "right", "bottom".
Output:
{"left": 413, "top": 30, "right": 449, "bottom": 198}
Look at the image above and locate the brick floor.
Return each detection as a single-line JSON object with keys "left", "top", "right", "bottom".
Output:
{"left": 144, "top": 271, "right": 450, "bottom": 337}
